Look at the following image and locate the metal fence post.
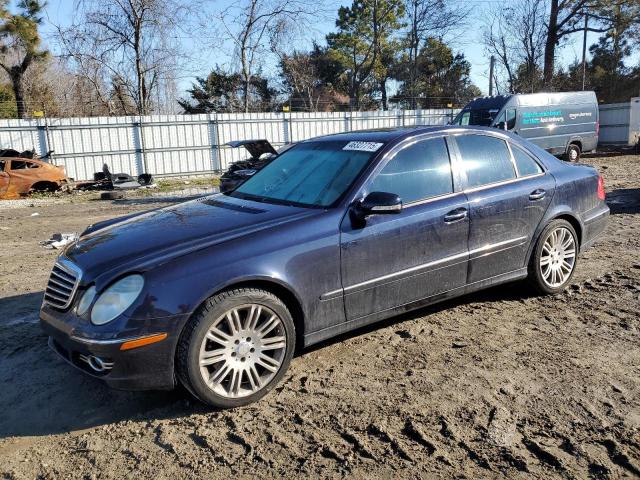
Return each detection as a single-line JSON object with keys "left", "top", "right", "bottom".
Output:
{"left": 35, "top": 118, "right": 49, "bottom": 161}
{"left": 137, "top": 115, "right": 149, "bottom": 174}
{"left": 208, "top": 114, "right": 221, "bottom": 172}
{"left": 132, "top": 118, "right": 148, "bottom": 175}
{"left": 288, "top": 107, "right": 294, "bottom": 143}
{"left": 283, "top": 112, "right": 290, "bottom": 144}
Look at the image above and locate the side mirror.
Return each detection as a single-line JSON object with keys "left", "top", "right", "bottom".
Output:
{"left": 496, "top": 121, "right": 507, "bottom": 130}
{"left": 350, "top": 191, "right": 402, "bottom": 227}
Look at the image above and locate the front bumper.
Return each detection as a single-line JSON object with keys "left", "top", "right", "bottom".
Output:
{"left": 41, "top": 308, "right": 187, "bottom": 391}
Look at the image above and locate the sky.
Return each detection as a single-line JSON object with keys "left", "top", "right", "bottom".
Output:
{"left": 39, "top": 0, "right": 639, "bottom": 97}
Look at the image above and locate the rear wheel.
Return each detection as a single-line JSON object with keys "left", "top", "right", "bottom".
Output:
{"left": 176, "top": 288, "right": 295, "bottom": 408}
{"left": 528, "top": 219, "right": 578, "bottom": 294}
{"left": 565, "top": 143, "right": 581, "bottom": 162}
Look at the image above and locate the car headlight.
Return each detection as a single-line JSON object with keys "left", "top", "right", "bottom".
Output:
{"left": 77, "top": 286, "right": 96, "bottom": 316}
{"left": 91, "top": 275, "right": 144, "bottom": 326}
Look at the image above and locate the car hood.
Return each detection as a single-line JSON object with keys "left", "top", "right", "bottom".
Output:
{"left": 64, "top": 194, "right": 319, "bottom": 285}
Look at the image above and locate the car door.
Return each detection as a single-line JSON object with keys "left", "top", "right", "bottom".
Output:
{"left": 339, "top": 135, "right": 469, "bottom": 322}
{"left": 450, "top": 133, "right": 555, "bottom": 284}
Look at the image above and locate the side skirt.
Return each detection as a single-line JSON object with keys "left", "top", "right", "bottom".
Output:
{"left": 303, "top": 268, "right": 529, "bottom": 347}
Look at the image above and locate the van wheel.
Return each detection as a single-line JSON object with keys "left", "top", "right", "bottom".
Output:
{"left": 565, "top": 144, "right": 581, "bottom": 162}
{"left": 176, "top": 288, "right": 295, "bottom": 408}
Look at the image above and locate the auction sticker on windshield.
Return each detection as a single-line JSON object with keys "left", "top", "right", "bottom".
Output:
{"left": 342, "top": 141, "right": 384, "bottom": 152}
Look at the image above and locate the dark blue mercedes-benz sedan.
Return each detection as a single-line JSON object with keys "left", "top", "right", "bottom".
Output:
{"left": 40, "top": 126, "right": 609, "bottom": 407}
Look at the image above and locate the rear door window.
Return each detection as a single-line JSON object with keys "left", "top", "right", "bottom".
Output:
{"left": 511, "top": 144, "right": 543, "bottom": 176}
{"left": 368, "top": 137, "right": 453, "bottom": 203}
{"left": 455, "top": 134, "right": 516, "bottom": 188}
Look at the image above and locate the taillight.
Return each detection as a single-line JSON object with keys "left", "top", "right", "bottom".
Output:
{"left": 597, "top": 175, "right": 605, "bottom": 200}
{"left": 596, "top": 121, "right": 600, "bottom": 136}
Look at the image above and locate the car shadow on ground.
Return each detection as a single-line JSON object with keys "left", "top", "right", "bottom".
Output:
{"left": 0, "top": 291, "right": 204, "bottom": 439}
{"left": 301, "top": 280, "right": 532, "bottom": 356}
{"left": 0, "top": 282, "right": 533, "bottom": 439}
{"left": 607, "top": 188, "right": 640, "bottom": 215}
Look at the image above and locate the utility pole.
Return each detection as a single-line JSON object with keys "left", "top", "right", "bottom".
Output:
{"left": 581, "top": 11, "right": 589, "bottom": 90}
{"left": 489, "top": 55, "right": 495, "bottom": 96}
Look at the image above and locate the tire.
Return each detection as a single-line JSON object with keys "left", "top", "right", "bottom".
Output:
{"left": 100, "top": 191, "right": 124, "bottom": 200}
{"left": 565, "top": 143, "right": 581, "bottom": 162}
{"left": 528, "top": 219, "right": 579, "bottom": 295}
{"left": 176, "top": 288, "right": 295, "bottom": 408}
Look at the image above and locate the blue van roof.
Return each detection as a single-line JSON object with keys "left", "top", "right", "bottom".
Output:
{"left": 461, "top": 95, "right": 512, "bottom": 111}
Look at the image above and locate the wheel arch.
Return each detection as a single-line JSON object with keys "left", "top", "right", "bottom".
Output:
{"left": 30, "top": 180, "right": 59, "bottom": 192}
{"left": 553, "top": 213, "right": 583, "bottom": 248}
{"left": 568, "top": 139, "right": 582, "bottom": 151}
{"left": 526, "top": 211, "right": 584, "bottom": 268}
{"left": 187, "top": 276, "right": 306, "bottom": 351}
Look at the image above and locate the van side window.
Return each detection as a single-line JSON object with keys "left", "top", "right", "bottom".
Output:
{"left": 456, "top": 134, "right": 516, "bottom": 188}
{"left": 506, "top": 109, "right": 516, "bottom": 130}
{"left": 511, "top": 145, "right": 543, "bottom": 176}
{"left": 369, "top": 137, "right": 453, "bottom": 203}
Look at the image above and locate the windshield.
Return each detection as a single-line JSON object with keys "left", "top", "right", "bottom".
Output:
{"left": 452, "top": 109, "right": 499, "bottom": 127}
{"left": 231, "top": 140, "right": 382, "bottom": 207}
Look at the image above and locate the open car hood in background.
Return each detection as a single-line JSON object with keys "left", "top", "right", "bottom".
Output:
{"left": 226, "top": 139, "right": 278, "bottom": 159}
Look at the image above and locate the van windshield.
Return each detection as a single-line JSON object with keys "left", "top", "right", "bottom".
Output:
{"left": 452, "top": 109, "right": 499, "bottom": 127}
{"left": 230, "top": 140, "right": 381, "bottom": 208}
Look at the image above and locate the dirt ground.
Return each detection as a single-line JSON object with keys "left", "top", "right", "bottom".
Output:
{"left": 1, "top": 155, "right": 639, "bottom": 479}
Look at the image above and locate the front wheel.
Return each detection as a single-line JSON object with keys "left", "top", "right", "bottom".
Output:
{"left": 176, "top": 288, "right": 295, "bottom": 408}
{"left": 528, "top": 220, "right": 578, "bottom": 294}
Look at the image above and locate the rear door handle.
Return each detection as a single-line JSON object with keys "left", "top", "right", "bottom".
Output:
{"left": 529, "top": 189, "right": 546, "bottom": 201}
{"left": 444, "top": 208, "right": 468, "bottom": 223}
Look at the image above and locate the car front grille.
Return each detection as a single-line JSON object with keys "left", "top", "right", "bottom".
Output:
{"left": 44, "top": 260, "right": 82, "bottom": 309}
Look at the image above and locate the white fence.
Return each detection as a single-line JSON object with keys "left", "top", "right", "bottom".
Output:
{"left": 0, "top": 109, "right": 457, "bottom": 181}
{"left": 598, "top": 97, "right": 640, "bottom": 145}
{"left": 1, "top": 101, "right": 636, "bottom": 181}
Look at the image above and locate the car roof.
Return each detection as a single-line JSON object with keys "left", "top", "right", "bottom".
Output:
{"left": 305, "top": 125, "right": 508, "bottom": 144}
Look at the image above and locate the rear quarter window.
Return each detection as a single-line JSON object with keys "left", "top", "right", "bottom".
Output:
{"left": 455, "top": 134, "right": 516, "bottom": 188}
{"left": 511, "top": 145, "right": 543, "bottom": 176}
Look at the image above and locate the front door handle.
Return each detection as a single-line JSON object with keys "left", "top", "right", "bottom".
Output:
{"left": 444, "top": 208, "right": 468, "bottom": 223}
{"left": 529, "top": 189, "right": 546, "bottom": 201}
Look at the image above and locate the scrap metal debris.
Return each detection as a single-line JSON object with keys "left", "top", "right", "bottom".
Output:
{"left": 75, "top": 164, "right": 154, "bottom": 192}
{"left": 41, "top": 233, "right": 79, "bottom": 249}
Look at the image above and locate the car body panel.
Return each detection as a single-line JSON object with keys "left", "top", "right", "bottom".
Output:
{"left": 40, "top": 126, "right": 609, "bottom": 391}
{"left": 226, "top": 139, "right": 278, "bottom": 158}
{"left": 339, "top": 192, "right": 470, "bottom": 321}
{"left": 0, "top": 157, "right": 68, "bottom": 199}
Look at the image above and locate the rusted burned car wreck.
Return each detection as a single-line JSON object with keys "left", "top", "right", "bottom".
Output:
{"left": 0, "top": 150, "right": 70, "bottom": 199}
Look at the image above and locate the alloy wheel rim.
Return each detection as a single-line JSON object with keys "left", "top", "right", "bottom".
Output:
{"left": 198, "top": 304, "right": 286, "bottom": 398}
{"left": 540, "top": 227, "right": 576, "bottom": 288}
{"left": 570, "top": 148, "right": 578, "bottom": 161}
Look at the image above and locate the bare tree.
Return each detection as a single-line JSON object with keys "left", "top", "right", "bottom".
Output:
{"left": 541, "top": 0, "right": 620, "bottom": 88}
{"left": 483, "top": 0, "right": 546, "bottom": 93}
{"left": 403, "top": 0, "right": 468, "bottom": 108}
{"left": 217, "top": 0, "right": 318, "bottom": 112}
{"left": 56, "top": 0, "right": 191, "bottom": 115}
